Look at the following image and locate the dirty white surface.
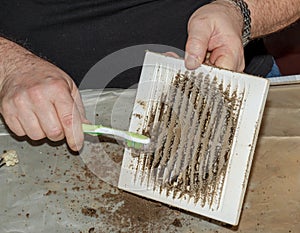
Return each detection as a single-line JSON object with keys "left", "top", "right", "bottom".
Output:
{"left": 0, "top": 87, "right": 299, "bottom": 233}
{"left": 119, "top": 52, "right": 269, "bottom": 225}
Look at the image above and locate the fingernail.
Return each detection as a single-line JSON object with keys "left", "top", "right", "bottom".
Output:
{"left": 185, "top": 54, "right": 199, "bottom": 69}
{"left": 69, "top": 139, "right": 83, "bottom": 152}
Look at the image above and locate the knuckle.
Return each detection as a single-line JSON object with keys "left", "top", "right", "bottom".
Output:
{"left": 61, "top": 113, "right": 74, "bottom": 127}
{"left": 188, "top": 15, "right": 205, "bottom": 29}
{"left": 12, "top": 91, "right": 27, "bottom": 107}
{"left": 30, "top": 76, "right": 69, "bottom": 96}
{"left": 0, "top": 102, "right": 11, "bottom": 116}
{"left": 27, "top": 85, "right": 45, "bottom": 102}
{"left": 186, "top": 37, "right": 204, "bottom": 51}
{"left": 26, "top": 77, "right": 70, "bottom": 103}
{"left": 47, "top": 127, "right": 64, "bottom": 140}
{"left": 48, "top": 78, "right": 69, "bottom": 92}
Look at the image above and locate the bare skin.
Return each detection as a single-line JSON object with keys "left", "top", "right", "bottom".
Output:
{"left": 0, "top": 0, "right": 299, "bottom": 150}
{"left": 0, "top": 37, "right": 87, "bottom": 151}
{"left": 185, "top": 0, "right": 300, "bottom": 70}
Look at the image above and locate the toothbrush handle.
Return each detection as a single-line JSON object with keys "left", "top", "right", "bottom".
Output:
{"left": 82, "top": 124, "right": 150, "bottom": 144}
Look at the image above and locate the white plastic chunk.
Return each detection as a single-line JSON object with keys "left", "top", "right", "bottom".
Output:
{"left": 1, "top": 150, "right": 19, "bottom": 167}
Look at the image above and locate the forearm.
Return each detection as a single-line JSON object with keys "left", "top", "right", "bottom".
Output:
{"left": 0, "top": 36, "right": 86, "bottom": 151}
{"left": 245, "top": 0, "right": 300, "bottom": 38}
{"left": 0, "top": 37, "right": 34, "bottom": 86}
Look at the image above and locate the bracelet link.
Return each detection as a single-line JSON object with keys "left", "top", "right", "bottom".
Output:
{"left": 227, "top": 0, "right": 252, "bottom": 46}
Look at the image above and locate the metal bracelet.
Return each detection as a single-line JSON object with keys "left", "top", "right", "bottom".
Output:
{"left": 227, "top": 0, "right": 252, "bottom": 46}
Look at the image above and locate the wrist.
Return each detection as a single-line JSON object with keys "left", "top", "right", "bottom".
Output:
{"left": 0, "top": 37, "right": 39, "bottom": 86}
{"left": 215, "top": 0, "right": 252, "bottom": 46}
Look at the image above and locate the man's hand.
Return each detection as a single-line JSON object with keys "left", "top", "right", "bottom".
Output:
{"left": 185, "top": 0, "right": 300, "bottom": 71}
{"left": 185, "top": 0, "right": 245, "bottom": 71}
{"left": 0, "top": 39, "right": 87, "bottom": 151}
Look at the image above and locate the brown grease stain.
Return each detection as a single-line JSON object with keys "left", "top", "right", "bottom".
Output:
{"left": 133, "top": 70, "right": 244, "bottom": 209}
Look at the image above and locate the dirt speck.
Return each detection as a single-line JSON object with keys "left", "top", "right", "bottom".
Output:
{"left": 81, "top": 207, "right": 99, "bottom": 218}
{"left": 88, "top": 227, "right": 95, "bottom": 233}
{"left": 44, "top": 190, "right": 57, "bottom": 196}
{"left": 99, "top": 189, "right": 172, "bottom": 231}
{"left": 172, "top": 218, "right": 183, "bottom": 227}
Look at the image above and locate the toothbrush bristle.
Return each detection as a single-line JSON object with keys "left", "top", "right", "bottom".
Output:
{"left": 126, "top": 140, "right": 143, "bottom": 149}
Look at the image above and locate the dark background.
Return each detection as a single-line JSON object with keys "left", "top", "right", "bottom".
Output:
{"left": 265, "top": 20, "right": 300, "bottom": 75}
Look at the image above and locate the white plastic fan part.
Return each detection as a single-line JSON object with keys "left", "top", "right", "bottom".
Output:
{"left": 118, "top": 51, "right": 269, "bottom": 225}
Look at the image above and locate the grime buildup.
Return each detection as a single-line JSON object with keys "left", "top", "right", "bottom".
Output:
{"left": 134, "top": 70, "right": 244, "bottom": 208}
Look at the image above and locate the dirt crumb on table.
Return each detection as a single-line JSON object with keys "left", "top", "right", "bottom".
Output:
{"left": 44, "top": 190, "right": 57, "bottom": 196}
{"left": 81, "top": 207, "right": 99, "bottom": 218}
{"left": 1, "top": 150, "right": 19, "bottom": 167}
{"left": 95, "top": 189, "right": 182, "bottom": 231}
{"left": 88, "top": 227, "right": 95, "bottom": 233}
{"left": 172, "top": 218, "right": 183, "bottom": 227}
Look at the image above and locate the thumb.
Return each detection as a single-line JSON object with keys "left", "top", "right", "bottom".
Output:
{"left": 185, "top": 16, "right": 212, "bottom": 70}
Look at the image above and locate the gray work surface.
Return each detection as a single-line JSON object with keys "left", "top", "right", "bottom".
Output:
{"left": 0, "top": 88, "right": 299, "bottom": 233}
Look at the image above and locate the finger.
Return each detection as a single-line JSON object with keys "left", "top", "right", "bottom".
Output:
{"left": 185, "top": 16, "right": 212, "bottom": 69}
{"left": 4, "top": 116, "right": 26, "bottom": 137}
{"left": 54, "top": 94, "right": 84, "bottom": 151}
{"left": 0, "top": 101, "right": 26, "bottom": 136}
{"left": 209, "top": 45, "right": 245, "bottom": 71}
{"left": 34, "top": 103, "right": 65, "bottom": 142}
{"left": 18, "top": 110, "right": 46, "bottom": 140}
{"left": 210, "top": 51, "right": 236, "bottom": 71}
{"left": 164, "top": 52, "right": 181, "bottom": 59}
{"left": 72, "top": 88, "right": 89, "bottom": 123}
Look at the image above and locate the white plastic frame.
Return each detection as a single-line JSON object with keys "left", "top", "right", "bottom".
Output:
{"left": 118, "top": 51, "right": 269, "bottom": 225}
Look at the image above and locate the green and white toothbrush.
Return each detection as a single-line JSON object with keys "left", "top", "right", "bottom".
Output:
{"left": 82, "top": 123, "right": 150, "bottom": 149}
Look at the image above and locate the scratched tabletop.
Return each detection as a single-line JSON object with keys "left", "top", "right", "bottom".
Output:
{"left": 0, "top": 88, "right": 299, "bottom": 233}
